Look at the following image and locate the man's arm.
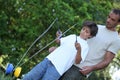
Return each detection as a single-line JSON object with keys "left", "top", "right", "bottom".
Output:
{"left": 80, "top": 51, "right": 115, "bottom": 75}
{"left": 92, "top": 51, "right": 115, "bottom": 70}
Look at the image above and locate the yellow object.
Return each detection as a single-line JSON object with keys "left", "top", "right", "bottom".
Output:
{"left": 14, "top": 67, "right": 22, "bottom": 78}
{"left": 116, "top": 25, "right": 120, "bottom": 32}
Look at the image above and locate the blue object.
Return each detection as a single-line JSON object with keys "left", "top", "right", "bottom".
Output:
{"left": 22, "top": 58, "right": 60, "bottom": 80}
{"left": 5, "top": 63, "right": 14, "bottom": 74}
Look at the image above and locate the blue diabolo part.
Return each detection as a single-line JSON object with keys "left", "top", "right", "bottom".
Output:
{"left": 5, "top": 63, "right": 14, "bottom": 74}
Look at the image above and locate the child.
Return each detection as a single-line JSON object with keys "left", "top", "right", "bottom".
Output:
{"left": 23, "top": 21, "right": 98, "bottom": 80}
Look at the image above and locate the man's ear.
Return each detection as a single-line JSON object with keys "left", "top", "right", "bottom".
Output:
{"left": 117, "top": 21, "right": 120, "bottom": 25}
{"left": 119, "top": 22, "right": 120, "bottom": 25}
{"left": 116, "top": 20, "right": 120, "bottom": 27}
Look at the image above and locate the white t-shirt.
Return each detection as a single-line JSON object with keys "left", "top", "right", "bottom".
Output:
{"left": 75, "top": 25, "right": 120, "bottom": 69}
{"left": 47, "top": 34, "right": 89, "bottom": 75}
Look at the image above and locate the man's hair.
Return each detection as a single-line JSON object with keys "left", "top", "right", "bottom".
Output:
{"left": 112, "top": 9, "right": 120, "bottom": 22}
{"left": 82, "top": 21, "right": 98, "bottom": 37}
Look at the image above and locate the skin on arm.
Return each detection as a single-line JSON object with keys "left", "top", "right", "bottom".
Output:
{"left": 49, "top": 47, "right": 57, "bottom": 53}
{"left": 75, "top": 42, "right": 82, "bottom": 64}
{"left": 49, "top": 31, "right": 61, "bottom": 53}
{"left": 80, "top": 51, "right": 115, "bottom": 75}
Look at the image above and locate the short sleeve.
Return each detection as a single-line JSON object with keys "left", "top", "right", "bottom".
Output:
{"left": 60, "top": 34, "right": 75, "bottom": 45}
{"left": 108, "top": 38, "right": 120, "bottom": 54}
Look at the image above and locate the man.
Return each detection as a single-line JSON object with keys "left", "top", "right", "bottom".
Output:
{"left": 56, "top": 9, "right": 120, "bottom": 80}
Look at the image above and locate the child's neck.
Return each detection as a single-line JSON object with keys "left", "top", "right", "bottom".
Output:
{"left": 79, "top": 35, "right": 86, "bottom": 40}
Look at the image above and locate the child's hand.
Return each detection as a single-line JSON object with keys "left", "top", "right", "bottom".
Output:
{"left": 75, "top": 42, "right": 81, "bottom": 51}
{"left": 56, "top": 30, "right": 62, "bottom": 38}
{"left": 55, "top": 30, "right": 62, "bottom": 44}
{"left": 49, "top": 47, "right": 57, "bottom": 53}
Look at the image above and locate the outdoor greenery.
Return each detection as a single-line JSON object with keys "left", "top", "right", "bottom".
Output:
{"left": 0, "top": 0, "right": 120, "bottom": 80}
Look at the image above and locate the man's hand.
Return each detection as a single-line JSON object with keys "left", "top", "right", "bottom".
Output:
{"left": 80, "top": 66, "right": 93, "bottom": 75}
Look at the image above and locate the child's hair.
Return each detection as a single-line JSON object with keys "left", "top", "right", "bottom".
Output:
{"left": 82, "top": 21, "right": 98, "bottom": 37}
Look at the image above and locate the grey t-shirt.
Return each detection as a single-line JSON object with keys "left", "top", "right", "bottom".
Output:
{"left": 74, "top": 25, "right": 120, "bottom": 69}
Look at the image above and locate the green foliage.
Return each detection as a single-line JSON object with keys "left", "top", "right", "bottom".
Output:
{"left": 112, "top": 51, "right": 120, "bottom": 69}
{"left": 0, "top": 68, "right": 13, "bottom": 80}
{"left": 88, "top": 69, "right": 112, "bottom": 80}
{"left": 0, "top": 0, "right": 119, "bottom": 79}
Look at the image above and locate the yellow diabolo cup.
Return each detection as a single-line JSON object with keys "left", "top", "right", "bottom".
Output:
{"left": 14, "top": 67, "right": 22, "bottom": 78}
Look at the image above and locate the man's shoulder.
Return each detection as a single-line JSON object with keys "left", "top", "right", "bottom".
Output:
{"left": 97, "top": 24, "right": 105, "bottom": 28}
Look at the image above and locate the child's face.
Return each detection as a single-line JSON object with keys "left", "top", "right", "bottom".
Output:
{"left": 80, "top": 26, "right": 92, "bottom": 40}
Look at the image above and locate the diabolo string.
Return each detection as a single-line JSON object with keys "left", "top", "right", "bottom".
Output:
{"left": 15, "top": 18, "right": 58, "bottom": 68}
{"left": 19, "top": 23, "right": 78, "bottom": 67}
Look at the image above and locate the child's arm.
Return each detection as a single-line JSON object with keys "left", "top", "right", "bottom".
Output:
{"left": 75, "top": 42, "right": 82, "bottom": 64}
{"left": 48, "top": 30, "right": 62, "bottom": 53}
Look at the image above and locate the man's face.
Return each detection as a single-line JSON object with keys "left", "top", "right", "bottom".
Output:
{"left": 106, "top": 12, "right": 120, "bottom": 30}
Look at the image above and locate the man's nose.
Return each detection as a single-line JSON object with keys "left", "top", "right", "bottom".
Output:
{"left": 107, "top": 18, "right": 111, "bottom": 23}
